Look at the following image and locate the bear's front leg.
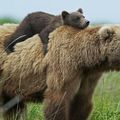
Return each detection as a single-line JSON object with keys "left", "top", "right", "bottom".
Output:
{"left": 44, "top": 89, "right": 70, "bottom": 120}
{"left": 69, "top": 73, "right": 102, "bottom": 120}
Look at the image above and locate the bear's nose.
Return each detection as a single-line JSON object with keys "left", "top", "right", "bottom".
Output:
{"left": 86, "top": 21, "right": 90, "bottom": 25}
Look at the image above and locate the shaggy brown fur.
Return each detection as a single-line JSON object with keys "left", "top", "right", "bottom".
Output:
{"left": 43, "top": 25, "right": 120, "bottom": 120}
{"left": 0, "top": 24, "right": 120, "bottom": 120}
{"left": 0, "top": 24, "right": 17, "bottom": 65}
{"left": 0, "top": 24, "right": 47, "bottom": 120}
{"left": 0, "top": 24, "right": 18, "bottom": 100}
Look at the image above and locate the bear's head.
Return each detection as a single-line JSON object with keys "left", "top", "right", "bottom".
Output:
{"left": 61, "top": 8, "right": 90, "bottom": 29}
{"left": 99, "top": 25, "right": 120, "bottom": 71}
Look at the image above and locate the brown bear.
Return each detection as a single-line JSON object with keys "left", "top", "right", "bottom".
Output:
{"left": 43, "top": 25, "right": 120, "bottom": 120}
{"left": 0, "top": 24, "right": 120, "bottom": 120}
{"left": 4, "top": 8, "right": 89, "bottom": 54}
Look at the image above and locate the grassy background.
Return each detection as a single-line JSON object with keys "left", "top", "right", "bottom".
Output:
{"left": 0, "top": 18, "right": 120, "bottom": 120}
{"left": 91, "top": 72, "right": 120, "bottom": 120}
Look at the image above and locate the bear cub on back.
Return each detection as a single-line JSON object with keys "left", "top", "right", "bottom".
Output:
{"left": 5, "top": 8, "right": 90, "bottom": 53}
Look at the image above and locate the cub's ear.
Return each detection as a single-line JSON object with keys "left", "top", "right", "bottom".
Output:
{"left": 61, "top": 11, "right": 69, "bottom": 19}
{"left": 77, "top": 8, "right": 83, "bottom": 14}
{"left": 98, "top": 26, "right": 114, "bottom": 42}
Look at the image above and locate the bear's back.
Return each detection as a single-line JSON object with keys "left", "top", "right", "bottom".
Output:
{"left": 28, "top": 12, "right": 55, "bottom": 33}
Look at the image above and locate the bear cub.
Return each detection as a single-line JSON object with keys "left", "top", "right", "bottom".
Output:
{"left": 5, "top": 8, "right": 90, "bottom": 53}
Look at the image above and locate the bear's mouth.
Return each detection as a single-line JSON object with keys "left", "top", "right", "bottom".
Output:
{"left": 80, "top": 22, "right": 90, "bottom": 29}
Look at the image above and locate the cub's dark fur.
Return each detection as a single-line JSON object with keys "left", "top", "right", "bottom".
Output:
{"left": 5, "top": 8, "right": 89, "bottom": 53}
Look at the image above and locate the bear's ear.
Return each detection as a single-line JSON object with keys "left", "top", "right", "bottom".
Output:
{"left": 98, "top": 26, "right": 114, "bottom": 42}
{"left": 62, "top": 11, "right": 69, "bottom": 19}
{"left": 77, "top": 8, "right": 83, "bottom": 14}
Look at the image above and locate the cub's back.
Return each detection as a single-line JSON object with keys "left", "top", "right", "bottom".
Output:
{"left": 28, "top": 12, "right": 55, "bottom": 33}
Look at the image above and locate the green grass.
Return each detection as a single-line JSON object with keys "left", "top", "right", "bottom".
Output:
{"left": 27, "top": 104, "right": 44, "bottom": 120}
{"left": 0, "top": 17, "right": 19, "bottom": 25}
{"left": 25, "top": 72, "right": 120, "bottom": 120}
{"left": 91, "top": 72, "right": 120, "bottom": 120}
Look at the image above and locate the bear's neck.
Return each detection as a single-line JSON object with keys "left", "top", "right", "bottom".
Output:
{"left": 52, "top": 15, "right": 63, "bottom": 25}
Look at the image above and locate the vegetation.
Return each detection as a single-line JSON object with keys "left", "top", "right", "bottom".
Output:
{"left": 91, "top": 72, "right": 120, "bottom": 120}
{"left": 0, "top": 17, "right": 19, "bottom": 25}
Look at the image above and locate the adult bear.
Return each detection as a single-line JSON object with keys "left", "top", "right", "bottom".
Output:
{"left": 0, "top": 24, "right": 120, "bottom": 120}
{"left": 43, "top": 25, "right": 120, "bottom": 120}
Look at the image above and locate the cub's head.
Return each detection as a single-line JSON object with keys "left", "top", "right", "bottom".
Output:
{"left": 98, "top": 25, "right": 120, "bottom": 71}
{"left": 61, "top": 8, "right": 89, "bottom": 29}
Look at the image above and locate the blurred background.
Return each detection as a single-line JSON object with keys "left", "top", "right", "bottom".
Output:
{"left": 0, "top": 0, "right": 120, "bottom": 24}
